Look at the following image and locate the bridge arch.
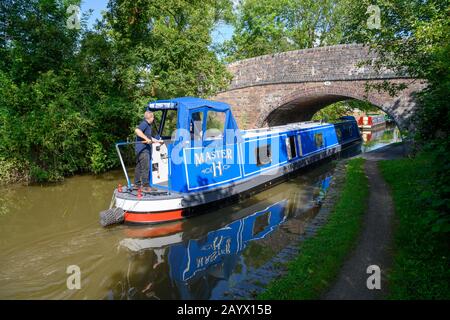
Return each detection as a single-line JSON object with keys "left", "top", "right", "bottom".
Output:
{"left": 257, "top": 81, "right": 401, "bottom": 128}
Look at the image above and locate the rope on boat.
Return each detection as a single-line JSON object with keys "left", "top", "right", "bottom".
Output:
{"left": 99, "top": 207, "right": 125, "bottom": 227}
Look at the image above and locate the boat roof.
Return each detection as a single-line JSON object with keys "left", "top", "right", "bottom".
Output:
{"left": 147, "top": 97, "right": 230, "bottom": 112}
{"left": 242, "top": 121, "right": 334, "bottom": 138}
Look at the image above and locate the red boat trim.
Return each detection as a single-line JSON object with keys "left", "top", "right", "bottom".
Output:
{"left": 124, "top": 222, "right": 184, "bottom": 237}
{"left": 124, "top": 210, "right": 184, "bottom": 224}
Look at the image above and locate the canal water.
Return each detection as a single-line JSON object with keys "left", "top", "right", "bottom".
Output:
{"left": 0, "top": 124, "right": 400, "bottom": 299}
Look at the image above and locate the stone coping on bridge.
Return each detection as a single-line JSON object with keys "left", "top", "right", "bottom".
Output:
{"left": 224, "top": 44, "right": 410, "bottom": 91}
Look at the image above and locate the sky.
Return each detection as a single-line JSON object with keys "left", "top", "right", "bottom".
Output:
{"left": 79, "top": 0, "right": 234, "bottom": 45}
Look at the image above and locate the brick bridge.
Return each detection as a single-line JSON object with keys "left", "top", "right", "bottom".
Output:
{"left": 213, "top": 44, "right": 425, "bottom": 130}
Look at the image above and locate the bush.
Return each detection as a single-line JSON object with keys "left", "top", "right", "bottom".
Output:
{"left": 0, "top": 157, "right": 30, "bottom": 185}
{"left": 379, "top": 155, "right": 450, "bottom": 299}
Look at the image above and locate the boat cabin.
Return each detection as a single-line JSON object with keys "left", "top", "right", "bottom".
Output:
{"left": 146, "top": 97, "right": 242, "bottom": 192}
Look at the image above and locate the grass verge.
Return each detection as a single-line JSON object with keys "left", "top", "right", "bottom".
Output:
{"left": 258, "top": 158, "right": 368, "bottom": 299}
{"left": 379, "top": 156, "right": 450, "bottom": 299}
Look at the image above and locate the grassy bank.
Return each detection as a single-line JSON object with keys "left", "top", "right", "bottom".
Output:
{"left": 379, "top": 156, "right": 450, "bottom": 299}
{"left": 258, "top": 158, "right": 368, "bottom": 299}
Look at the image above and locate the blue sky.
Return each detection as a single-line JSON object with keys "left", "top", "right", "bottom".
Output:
{"left": 80, "top": 0, "right": 234, "bottom": 45}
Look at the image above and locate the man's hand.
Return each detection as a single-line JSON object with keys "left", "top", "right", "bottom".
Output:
{"left": 151, "top": 137, "right": 164, "bottom": 145}
{"left": 144, "top": 138, "right": 152, "bottom": 144}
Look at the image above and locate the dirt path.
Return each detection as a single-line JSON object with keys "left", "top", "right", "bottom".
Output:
{"left": 322, "top": 143, "right": 403, "bottom": 299}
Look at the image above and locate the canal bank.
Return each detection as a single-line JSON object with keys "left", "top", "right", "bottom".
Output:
{"left": 321, "top": 142, "right": 408, "bottom": 299}
{"left": 253, "top": 142, "right": 405, "bottom": 300}
{"left": 322, "top": 159, "right": 394, "bottom": 299}
{"left": 255, "top": 142, "right": 449, "bottom": 300}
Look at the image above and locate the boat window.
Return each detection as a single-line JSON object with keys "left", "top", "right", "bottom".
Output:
{"left": 289, "top": 136, "right": 297, "bottom": 158}
{"left": 297, "top": 135, "right": 303, "bottom": 156}
{"left": 190, "top": 112, "right": 203, "bottom": 141}
{"left": 347, "top": 125, "right": 353, "bottom": 136}
{"left": 336, "top": 127, "right": 343, "bottom": 142}
{"left": 160, "top": 110, "right": 177, "bottom": 139}
{"left": 286, "top": 138, "right": 292, "bottom": 159}
{"left": 285, "top": 136, "right": 297, "bottom": 160}
{"left": 256, "top": 144, "right": 272, "bottom": 166}
{"left": 204, "top": 111, "right": 225, "bottom": 140}
{"left": 152, "top": 110, "right": 163, "bottom": 136}
{"left": 315, "top": 133, "right": 324, "bottom": 148}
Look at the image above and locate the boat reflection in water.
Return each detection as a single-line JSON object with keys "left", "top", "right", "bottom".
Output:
{"left": 113, "top": 172, "right": 333, "bottom": 300}
{"left": 361, "top": 123, "right": 401, "bottom": 153}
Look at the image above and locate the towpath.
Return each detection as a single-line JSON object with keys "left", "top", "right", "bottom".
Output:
{"left": 323, "top": 142, "right": 406, "bottom": 299}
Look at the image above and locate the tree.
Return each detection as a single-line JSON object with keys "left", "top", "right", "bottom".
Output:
{"left": 0, "top": 0, "right": 80, "bottom": 83}
{"left": 312, "top": 100, "right": 379, "bottom": 122}
{"left": 0, "top": 0, "right": 235, "bottom": 182}
{"left": 337, "top": 0, "right": 449, "bottom": 233}
{"left": 102, "top": 0, "right": 234, "bottom": 98}
{"left": 221, "top": 0, "right": 345, "bottom": 61}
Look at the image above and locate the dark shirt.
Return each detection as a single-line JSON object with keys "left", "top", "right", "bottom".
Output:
{"left": 135, "top": 120, "right": 153, "bottom": 155}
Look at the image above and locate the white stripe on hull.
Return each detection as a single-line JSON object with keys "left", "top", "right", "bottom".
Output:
{"left": 115, "top": 197, "right": 184, "bottom": 212}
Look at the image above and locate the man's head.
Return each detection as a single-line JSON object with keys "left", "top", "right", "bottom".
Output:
{"left": 144, "top": 111, "right": 154, "bottom": 124}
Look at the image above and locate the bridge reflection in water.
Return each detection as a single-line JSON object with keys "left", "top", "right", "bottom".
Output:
{"left": 113, "top": 174, "right": 332, "bottom": 300}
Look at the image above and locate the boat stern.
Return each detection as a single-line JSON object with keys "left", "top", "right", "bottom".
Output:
{"left": 111, "top": 187, "right": 186, "bottom": 225}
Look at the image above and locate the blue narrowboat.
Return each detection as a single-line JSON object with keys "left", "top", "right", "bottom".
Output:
{"left": 100, "top": 97, "right": 361, "bottom": 226}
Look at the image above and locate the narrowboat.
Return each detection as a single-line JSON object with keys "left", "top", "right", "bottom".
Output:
{"left": 357, "top": 114, "right": 386, "bottom": 129}
{"left": 100, "top": 97, "right": 361, "bottom": 226}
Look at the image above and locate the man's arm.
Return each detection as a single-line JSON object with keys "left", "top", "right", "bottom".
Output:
{"left": 135, "top": 128, "right": 152, "bottom": 144}
{"left": 135, "top": 128, "right": 164, "bottom": 144}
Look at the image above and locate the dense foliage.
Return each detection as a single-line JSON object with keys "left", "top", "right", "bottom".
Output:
{"left": 380, "top": 156, "right": 450, "bottom": 299}
{"left": 220, "top": 0, "right": 345, "bottom": 62}
{"left": 337, "top": 0, "right": 450, "bottom": 235}
{"left": 0, "top": 0, "right": 232, "bottom": 183}
{"left": 311, "top": 100, "right": 379, "bottom": 122}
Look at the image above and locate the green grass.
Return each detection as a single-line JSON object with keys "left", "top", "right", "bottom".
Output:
{"left": 258, "top": 158, "right": 369, "bottom": 299}
{"left": 379, "top": 156, "right": 450, "bottom": 299}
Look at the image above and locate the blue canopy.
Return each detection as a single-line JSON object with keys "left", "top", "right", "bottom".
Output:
{"left": 147, "top": 96, "right": 231, "bottom": 112}
{"left": 147, "top": 97, "right": 240, "bottom": 139}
